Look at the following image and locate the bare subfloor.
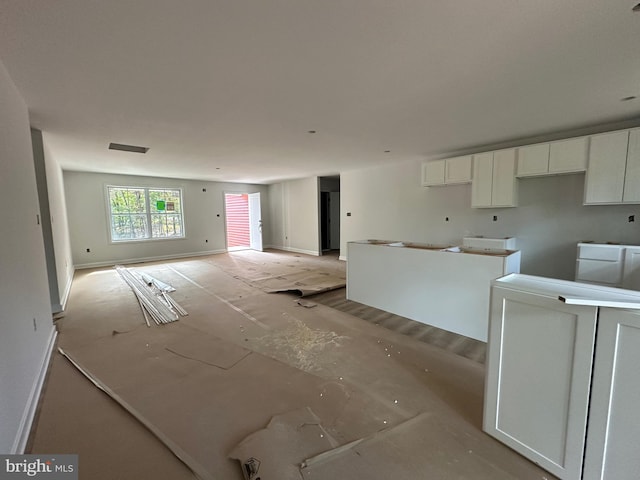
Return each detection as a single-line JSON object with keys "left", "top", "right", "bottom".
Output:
{"left": 28, "top": 250, "right": 555, "bottom": 480}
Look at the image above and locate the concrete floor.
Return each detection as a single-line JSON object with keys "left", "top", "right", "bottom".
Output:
{"left": 28, "top": 250, "right": 555, "bottom": 480}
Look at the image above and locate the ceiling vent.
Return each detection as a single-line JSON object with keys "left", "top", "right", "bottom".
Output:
{"left": 109, "top": 142, "right": 149, "bottom": 154}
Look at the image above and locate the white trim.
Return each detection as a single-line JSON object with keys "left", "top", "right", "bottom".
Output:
{"left": 74, "top": 249, "right": 227, "bottom": 269}
{"left": 269, "top": 246, "right": 320, "bottom": 256}
{"left": 339, "top": 255, "right": 347, "bottom": 261}
{"left": 12, "top": 326, "right": 57, "bottom": 453}
{"left": 59, "top": 267, "right": 75, "bottom": 311}
{"left": 105, "top": 185, "right": 186, "bottom": 243}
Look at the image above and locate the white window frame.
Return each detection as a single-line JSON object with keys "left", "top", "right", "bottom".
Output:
{"left": 106, "top": 185, "right": 186, "bottom": 243}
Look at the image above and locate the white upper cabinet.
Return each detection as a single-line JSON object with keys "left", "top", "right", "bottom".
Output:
{"left": 622, "top": 128, "right": 640, "bottom": 202}
{"left": 517, "top": 137, "right": 587, "bottom": 177}
{"left": 472, "top": 149, "right": 517, "bottom": 208}
{"left": 421, "top": 159, "right": 445, "bottom": 186}
{"left": 584, "top": 129, "right": 640, "bottom": 204}
{"left": 421, "top": 155, "right": 471, "bottom": 186}
{"left": 445, "top": 155, "right": 472, "bottom": 184}
{"left": 517, "top": 143, "right": 550, "bottom": 177}
{"left": 549, "top": 137, "right": 588, "bottom": 174}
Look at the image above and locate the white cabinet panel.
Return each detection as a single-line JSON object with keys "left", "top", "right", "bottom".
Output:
{"left": 422, "top": 156, "right": 472, "bottom": 186}
{"left": 484, "top": 285, "right": 597, "bottom": 479}
{"left": 517, "top": 143, "right": 549, "bottom": 177}
{"left": 577, "top": 244, "right": 623, "bottom": 262}
{"left": 576, "top": 259, "right": 623, "bottom": 285}
{"left": 583, "top": 308, "right": 640, "bottom": 480}
{"left": 472, "top": 150, "right": 517, "bottom": 208}
{"left": 622, "top": 247, "right": 640, "bottom": 290}
{"left": 517, "top": 137, "right": 586, "bottom": 178}
{"left": 445, "top": 155, "right": 472, "bottom": 184}
{"left": 622, "top": 128, "right": 640, "bottom": 202}
{"left": 471, "top": 152, "right": 493, "bottom": 207}
{"left": 492, "top": 149, "right": 517, "bottom": 207}
{"left": 347, "top": 241, "right": 520, "bottom": 341}
{"left": 585, "top": 130, "right": 629, "bottom": 204}
{"left": 549, "top": 137, "right": 588, "bottom": 174}
{"left": 421, "top": 159, "right": 445, "bottom": 186}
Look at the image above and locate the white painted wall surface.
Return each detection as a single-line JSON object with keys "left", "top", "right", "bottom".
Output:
{"left": 0, "top": 60, "right": 57, "bottom": 453}
{"left": 342, "top": 159, "right": 640, "bottom": 281}
{"left": 42, "top": 136, "right": 74, "bottom": 308}
{"left": 64, "top": 171, "right": 269, "bottom": 268}
{"left": 268, "top": 177, "right": 320, "bottom": 256}
{"left": 267, "top": 182, "right": 285, "bottom": 249}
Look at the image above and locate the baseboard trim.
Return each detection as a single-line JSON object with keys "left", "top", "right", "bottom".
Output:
{"left": 74, "top": 250, "right": 227, "bottom": 269}
{"left": 59, "top": 268, "right": 75, "bottom": 311}
{"left": 339, "top": 255, "right": 347, "bottom": 261}
{"left": 269, "top": 246, "right": 320, "bottom": 257}
{"left": 12, "top": 326, "right": 57, "bottom": 453}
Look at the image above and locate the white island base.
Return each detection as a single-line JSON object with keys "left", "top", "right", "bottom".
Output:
{"left": 346, "top": 240, "right": 520, "bottom": 342}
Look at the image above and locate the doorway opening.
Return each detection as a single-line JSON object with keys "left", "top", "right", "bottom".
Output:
{"left": 224, "top": 192, "right": 263, "bottom": 252}
{"left": 319, "top": 176, "right": 340, "bottom": 254}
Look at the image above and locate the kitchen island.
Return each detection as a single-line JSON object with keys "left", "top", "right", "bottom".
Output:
{"left": 346, "top": 240, "right": 521, "bottom": 342}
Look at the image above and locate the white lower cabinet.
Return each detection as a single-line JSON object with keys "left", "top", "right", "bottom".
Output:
{"left": 575, "top": 243, "right": 640, "bottom": 291}
{"left": 484, "top": 274, "right": 640, "bottom": 480}
{"left": 583, "top": 308, "right": 640, "bottom": 480}
{"left": 622, "top": 247, "right": 640, "bottom": 290}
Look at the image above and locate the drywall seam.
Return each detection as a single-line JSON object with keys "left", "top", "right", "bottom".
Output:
{"left": 12, "top": 327, "right": 57, "bottom": 453}
{"left": 58, "top": 348, "right": 216, "bottom": 480}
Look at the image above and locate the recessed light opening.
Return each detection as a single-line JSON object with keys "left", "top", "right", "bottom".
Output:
{"left": 109, "top": 143, "right": 149, "bottom": 154}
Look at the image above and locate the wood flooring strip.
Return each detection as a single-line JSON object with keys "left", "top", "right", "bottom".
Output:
{"left": 311, "top": 288, "right": 486, "bottom": 364}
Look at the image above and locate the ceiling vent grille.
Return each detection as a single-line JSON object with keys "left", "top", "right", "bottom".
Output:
{"left": 109, "top": 143, "right": 149, "bottom": 154}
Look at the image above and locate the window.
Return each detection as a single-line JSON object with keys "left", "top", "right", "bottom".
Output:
{"left": 107, "top": 186, "right": 184, "bottom": 241}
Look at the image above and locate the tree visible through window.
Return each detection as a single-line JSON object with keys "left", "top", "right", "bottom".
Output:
{"left": 108, "top": 186, "right": 184, "bottom": 241}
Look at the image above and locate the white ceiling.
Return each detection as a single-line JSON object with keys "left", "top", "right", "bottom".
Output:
{"left": 1, "top": 0, "right": 639, "bottom": 184}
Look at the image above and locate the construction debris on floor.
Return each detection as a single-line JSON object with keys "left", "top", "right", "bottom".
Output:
{"left": 32, "top": 250, "right": 556, "bottom": 480}
{"left": 115, "top": 265, "right": 188, "bottom": 326}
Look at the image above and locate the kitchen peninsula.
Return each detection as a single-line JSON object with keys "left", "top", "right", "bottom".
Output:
{"left": 346, "top": 240, "right": 521, "bottom": 341}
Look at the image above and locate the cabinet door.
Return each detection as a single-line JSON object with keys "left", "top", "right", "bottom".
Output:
{"left": 549, "top": 137, "right": 588, "bottom": 174}
{"left": 421, "top": 159, "right": 445, "bottom": 186}
{"left": 622, "top": 128, "right": 640, "bottom": 203}
{"left": 484, "top": 286, "right": 597, "bottom": 480}
{"left": 445, "top": 155, "right": 472, "bottom": 184}
{"left": 517, "top": 143, "right": 549, "bottom": 177}
{"left": 491, "top": 149, "right": 517, "bottom": 207}
{"left": 622, "top": 247, "right": 640, "bottom": 290}
{"left": 471, "top": 152, "right": 493, "bottom": 207}
{"left": 585, "top": 130, "right": 629, "bottom": 204}
{"left": 583, "top": 308, "right": 640, "bottom": 480}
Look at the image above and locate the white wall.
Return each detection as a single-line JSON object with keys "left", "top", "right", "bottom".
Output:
{"left": 342, "top": 159, "right": 640, "bottom": 280}
{"left": 64, "top": 171, "right": 270, "bottom": 267}
{"left": 0, "top": 59, "right": 57, "bottom": 453}
{"left": 268, "top": 177, "right": 320, "bottom": 256}
{"left": 43, "top": 135, "right": 74, "bottom": 308}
